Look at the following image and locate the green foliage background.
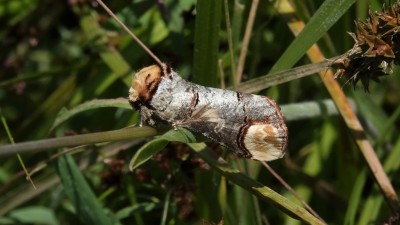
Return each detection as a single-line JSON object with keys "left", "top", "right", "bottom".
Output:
{"left": 1, "top": 0, "right": 400, "bottom": 224}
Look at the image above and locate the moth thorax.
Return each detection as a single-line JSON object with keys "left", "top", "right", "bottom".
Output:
{"left": 129, "top": 64, "right": 162, "bottom": 103}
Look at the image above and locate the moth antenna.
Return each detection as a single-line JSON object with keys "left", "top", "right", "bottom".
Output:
{"left": 94, "top": 0, "right": 163, "bottom": 66}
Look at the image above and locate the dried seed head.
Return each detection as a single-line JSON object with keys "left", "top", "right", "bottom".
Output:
{"left": 332, "top": 1, "right": 400, "bottom": 91}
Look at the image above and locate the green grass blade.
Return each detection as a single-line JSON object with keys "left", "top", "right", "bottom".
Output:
{"left": 0, "top": 127, "right": 157, "bottom": 157}
{"left": 50, "top": 98, "right": 131, "bottom": 132}
{"left": 0, "top": 108, "right": 36, "bottom": 189}
{"left": 129, "top": 138, "right": 169, "bottom": 171}
{"left": 161, "top": 128, "right": 197, "bottom": 143}
{"left": 129, "top": 128, "right": 196, "bottom": 170}
{"left": 55, "top": 154, "right": 114, "bottom": 225}
{"left": 270, "top": 0, "right": 355, "bottom": 73}
{"left": 193, "top": 0, "right": 222, "bottom": 87}
{"left": 7, "top": 206, "right": 59, "bottom": 225}
{"left": 236, "top": 58, "right": 333, "bottom": 93}
{"left": 115, "top": 203, "right": 160, "bottom": 220}
{"left": 344, "top": 169, "right": 366, "bottom": 225}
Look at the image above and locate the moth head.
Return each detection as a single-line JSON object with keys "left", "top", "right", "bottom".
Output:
{"left": 129, "top": 64, "right": 165, "bottom": 106}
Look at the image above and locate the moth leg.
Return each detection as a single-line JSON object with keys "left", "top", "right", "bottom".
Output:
{"left": 171, "top": 123, "right": 179, "bottom": 130}
{"left": 139, "top": 112, "right": 144, "bottom": 127}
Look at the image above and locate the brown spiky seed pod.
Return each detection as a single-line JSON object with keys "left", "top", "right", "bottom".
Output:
{"left": 332, "top": 2, "right": 400, "bottom": 91}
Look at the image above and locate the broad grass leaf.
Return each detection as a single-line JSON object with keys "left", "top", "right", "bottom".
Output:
{"left": 129, "top": 138, "right": 169, "bottom": 171}
{"left": 129, "top": 128, "right": 197, "bottom": 171}
{"left": 7, "top": 206, "right": 59, "bottom": 225}
{"left": 115, "top": 202, "right": 160, "bottom": 220}
{"left": 193, "top": 0, "right": 222, "bottom": 87}
{"left": 56, "top": 155, "right": 114, "bottom": 225}
{"left": 270, "top": 0, "right": 355, "bottom": 73}
{"left": 50, "top": 98, "right": 131, "bottom": 132}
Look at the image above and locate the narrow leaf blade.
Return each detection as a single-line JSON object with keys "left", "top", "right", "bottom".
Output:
{"left": 56, "top": 155, "right": 114, "bottom": 225}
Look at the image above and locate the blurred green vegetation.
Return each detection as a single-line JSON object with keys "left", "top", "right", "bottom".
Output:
{"left": 1, "top": 0, "right": 400, "bottom": 224}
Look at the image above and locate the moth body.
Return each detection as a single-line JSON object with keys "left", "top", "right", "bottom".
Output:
{"left": 129, "top": 64, "right": 288, "bottom": 161}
